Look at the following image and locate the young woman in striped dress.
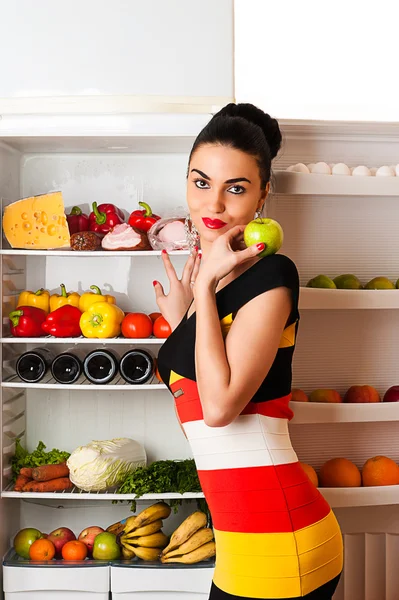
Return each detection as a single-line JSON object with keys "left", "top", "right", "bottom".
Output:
{"left": 156, "top": 103, "right": 343, "bottom": 600}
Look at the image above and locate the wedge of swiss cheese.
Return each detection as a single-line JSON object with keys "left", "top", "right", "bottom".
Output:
{"left": 2, "top": 191, "right": 71, "bottom": 249}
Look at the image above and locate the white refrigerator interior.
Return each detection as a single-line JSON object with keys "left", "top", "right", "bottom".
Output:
{"left": 1, "top": 115, "right": 399, "bottom": 599}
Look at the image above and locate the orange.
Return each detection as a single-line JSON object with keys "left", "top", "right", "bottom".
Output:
{"left": 291, "top": 389, "right": 309, "bottom": 402}
{"left": 319, "top": 457, "right": 361, "bottom": 487}
{"left": 362, "top": 456, "right": 399, "bottom": 486}
{"left": 155, "top": 366, "right": 163, "bottom": 383}
{"left": 29, "top": 538, "right": 55, "bottom": 561}
{"left": 62, "top": 540, "right": 88, "bottom": 561}
{"left": 300, "top": 462, "right": 318, "bottom": 487}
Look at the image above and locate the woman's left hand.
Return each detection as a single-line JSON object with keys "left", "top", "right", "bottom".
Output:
{"left": 195, "top": 225, "right": 265, "bottom": 290}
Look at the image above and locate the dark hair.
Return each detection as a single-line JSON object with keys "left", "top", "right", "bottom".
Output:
{"left": 188, "top": 103, "right": 282, "bottom": 189}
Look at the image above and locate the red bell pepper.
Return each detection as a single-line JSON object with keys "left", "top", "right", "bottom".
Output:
{"left": 88, "top": 202, "right": 125, "bottom": 236}
{"left": 9, "top": 306, "right": 47, "bottom": 337}
{"left": 128, "top": 202, "right": 160, "bottom": 232}
{"left": 41, "top": 305, "right": 82, "bottom": 337}
{"left": 66, "top": 206, "right": 89, "bottom": 235}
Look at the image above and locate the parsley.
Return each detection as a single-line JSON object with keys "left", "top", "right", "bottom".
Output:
{"left": 116, "top": 459, "right": 208, "bottom": 514}
{"left": 11, "top": 439, "right": 70, "bottom": 481}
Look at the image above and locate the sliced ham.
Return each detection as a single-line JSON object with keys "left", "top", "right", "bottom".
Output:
{"left": 158, "top": 220, "right": 186, "bottom": 244}
{"left": 102, "top": 223, "right": 151, "bottom": 251}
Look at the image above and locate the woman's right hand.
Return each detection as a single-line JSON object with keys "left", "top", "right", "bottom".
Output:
{"left": 153, "top": 247, "right": 201, "bottom": 330}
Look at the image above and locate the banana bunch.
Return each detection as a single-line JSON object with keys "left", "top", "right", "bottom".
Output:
{"left": 118, "top": 502, "right": 172, "bottom": 561}
{"left": 160, "top": 511, "right": 216, "bottom": 564}
{"left": 106, "top": 518, "right": 128, "bottom": 537}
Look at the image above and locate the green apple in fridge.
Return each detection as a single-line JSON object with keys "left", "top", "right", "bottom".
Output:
{"left": 243, "top": 218, "right": 284, "bottom": 258}
{"left": 92, "top": 532, "right": 121, "bottom": 560}
{"left": 14, "top": 528, "right": 44, "bottom": 559}
{"left": 333, "top": 274, "right": 363, "bottom": 289}
{"left": 306, "top": 275, "right": 336, "bottom": 289}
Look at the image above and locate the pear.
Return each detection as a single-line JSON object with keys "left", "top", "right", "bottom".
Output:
{"left": 364, "top": 277, "right": 395, "bottom": 290}
{"left": 306, "top": 275, "right": 336, "bottom": 289}
{"left": 333, "top": 274, "right": 363, "bottom": 289}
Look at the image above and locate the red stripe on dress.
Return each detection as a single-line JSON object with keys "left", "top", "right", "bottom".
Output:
{"left": 171, "top": 377, "right": 294, "bottom": 423}
{"left": 197, "top": 463, "right": 330, "bottom": 533}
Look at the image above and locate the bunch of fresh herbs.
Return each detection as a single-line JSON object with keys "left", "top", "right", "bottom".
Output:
{"left": 11, "top": 439, "right": 70, "bottom": 481}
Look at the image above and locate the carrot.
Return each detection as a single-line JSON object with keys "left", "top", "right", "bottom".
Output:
{"left": 32, "top": 463, "right": 69, "bottom": 482}
{"left": 14, "top": 475, "right": 32, "bottom": 491}
{"left": 20, "top": 467, "right": 33, "bottom": 478}
{"left": 22, "top": 477, "right": 73, "bottom": 492}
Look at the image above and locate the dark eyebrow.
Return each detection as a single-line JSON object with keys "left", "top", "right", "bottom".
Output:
{"left": 191, "top": 169, "right": 251, "bottom": 184}
{"left": 224, "top": 177, "right": 251, "bottom": 184}
{"left": 191, "top": 169, "right": 210, "bottom": 180}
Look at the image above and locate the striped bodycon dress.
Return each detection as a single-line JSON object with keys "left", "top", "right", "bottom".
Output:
{"left": 157, "top": 253, "right": 343, "bottom": 600}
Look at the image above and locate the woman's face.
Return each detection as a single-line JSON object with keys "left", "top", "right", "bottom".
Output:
{"left": 187, "top": 144, "right": 268, "bottom": 244}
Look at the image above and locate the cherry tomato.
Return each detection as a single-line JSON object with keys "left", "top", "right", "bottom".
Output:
{"left": 149, "top": 311, "right": 162, "bottom": 324}
{"left": 153, "top": 316, "right": 172, "bottom": 339}
{"left": 121, "top": 313, "right": 153, "bottom": 338}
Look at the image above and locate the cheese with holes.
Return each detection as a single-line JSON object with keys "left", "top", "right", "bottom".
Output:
{"left": 2, "top": 191, "right": 71, "bottom": 249}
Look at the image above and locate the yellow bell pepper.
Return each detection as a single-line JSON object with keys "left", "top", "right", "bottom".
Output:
{"left": 80, "top": 302, "right": 124, "bottom": 338}
{"left": 50, "top": 284, "right": 80, "bottom": 311}
{"left": 17, "top": 288, "right": 50, "bottom": 313}
{"left": 79, "top": 285, "right": 116, "bottom": 312}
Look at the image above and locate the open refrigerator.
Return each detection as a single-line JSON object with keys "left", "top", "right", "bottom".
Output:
{"left": 1, "top": 112, "right": 399, "bottom": 600}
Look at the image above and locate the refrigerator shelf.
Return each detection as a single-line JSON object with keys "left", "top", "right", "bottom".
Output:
{"left": 1, "top": 336, "right": 166, "bottom": 344}
{"left": 299, "top": 287, "right": 399, "bottom": 309}
{"left": 0, "top": 249, "right": 190, "bottom": 257}
{"left": 290, "top": 401, "right": 399, "bottom": 423}
{"left": 1, "top": 484, "right": 204, "bottom": 501}
{"left": 2, "top": 483, "right": 398, "bottom": 508}
{"left": 2, "top": 373, "right": 167, "bottom": 390}
{"left": 274, "top": 170, "right": 399, "bottom": 196}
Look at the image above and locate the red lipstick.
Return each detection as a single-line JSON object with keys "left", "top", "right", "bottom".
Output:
{"left": 202, "top": 217, "right": 227, "bottom": 230}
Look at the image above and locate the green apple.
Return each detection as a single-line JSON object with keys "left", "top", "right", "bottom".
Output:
{"left": 364, "top": 277, "right": 395, "bottom": 290}
{"left": 243, "top": 218, "right": 284, "bottom": 258}
{"left": 306, "top": 275, "right": 336, "bottom": 289}
{"left": 92, "top": 532, "right": 120, "bottom": 560}
{"left": 14, "top": 528, "right": 44, "bottom": 559}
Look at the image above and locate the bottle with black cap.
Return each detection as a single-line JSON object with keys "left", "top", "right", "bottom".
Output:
{"left": 83, "top": 349, "right": 118, "bottom": 385}
{"left": 119, "top": 349, "right": 154, "bottom": 385}
{"left": 51, "top": 348, "right": 86, "bottom": 385}
{"left": 16, "top": 347, "right": 56, "bottom": 383}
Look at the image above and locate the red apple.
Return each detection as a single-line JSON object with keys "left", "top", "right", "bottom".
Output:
{"left": 78, "top": 526, "right": 104, "bottom": 555}
{"left": 383, "top": 386, "right": 399, "bottom": 402}
{"left": 47, "top": 527, "right": 76, "bottom": 558}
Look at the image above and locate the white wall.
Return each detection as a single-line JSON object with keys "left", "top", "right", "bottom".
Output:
{"left": 235, "top": 0, "right": 399, "bottom": 122}
{"left": 0, "top": 0, "right": 233, "bottom": 99}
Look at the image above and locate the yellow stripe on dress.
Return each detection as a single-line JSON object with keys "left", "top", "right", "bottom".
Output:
{"left": 213, "top": 510, "right": 343, "bottom": 599}
{"left": 169, "top": 370, "right": 185, "bottom": 385}
{"left": 220, "top": 314, "right": 297, "bottom": 348}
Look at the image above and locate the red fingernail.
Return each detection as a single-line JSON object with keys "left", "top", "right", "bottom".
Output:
{"left": 198, "top": 252, "right": 202, "bottom": 258}
{"left": 194, "top": 245, "right": 199, "bottom": 252}
{"left": 162, "top": 249, "right": 167, "bottom": 255}
{"left": 256, "top": 243, "right": 265, "bottom": 251}
{"left": 152, "top": 280, "right": 158, "bottom": 286}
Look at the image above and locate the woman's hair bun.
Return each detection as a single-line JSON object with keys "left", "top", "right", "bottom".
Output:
{"left": 216, "top": 102, "right": 282, "bottom": 160}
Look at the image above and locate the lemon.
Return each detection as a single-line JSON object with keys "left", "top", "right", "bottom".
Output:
{"left": 306, "top": 275, "right": 337, "bottom": 289}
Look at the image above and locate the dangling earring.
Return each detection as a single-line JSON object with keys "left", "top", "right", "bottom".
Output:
{"left": 254, "top": 210, "right": 261, "bottom": 220}
{"left": 184, "top": 214, "right": 200, "bottom": 253}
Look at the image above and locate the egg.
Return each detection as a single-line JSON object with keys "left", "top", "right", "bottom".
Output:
{"left": 396, "top": 164, "right": 399, "bottom": 177}
{"left": 332, "top": 163, "right": 351, "bottom": 176}
{"left": 307, "top": 163, "right": 315, "bottom": 172}
{"left": 352, "top": 165, "right": 371, "bottom": 177}
{"left": 291, "top": 163, "right": 310, "bottom": 174}
{"left": 370, "top": 167, "right": 378, "bottom": 176}
{"left": 376, "top": 166, "right": 395, "bottom": 177}
{"left": 311, "top": 162, "right": 331, "bottom": 175}
{"left": 286, "top": 165, "right": 295, "bottom": 171}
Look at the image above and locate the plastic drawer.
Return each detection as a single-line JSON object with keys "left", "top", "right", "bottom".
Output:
{"left": 111, "top": 561, "right": 215, "bottom": 599}
{"left": 3, "top": 551, "right": 110, "bottom": 600}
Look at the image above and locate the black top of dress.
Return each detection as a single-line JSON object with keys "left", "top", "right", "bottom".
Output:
{"left": 157, "top": 253, "right": 300, "bottom": 403}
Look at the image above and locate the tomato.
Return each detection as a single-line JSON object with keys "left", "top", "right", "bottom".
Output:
{"left": 62, "top": 540, "right": 88, "bottom": 561}
{"left": 149, "top": 312, "right": 162, "bottom": 324}
{"left": 121, "top": 313, "right": 153, "bottom": 339}
{"left": 29, "top": 539, "right": 55, "bottom": 561}
{"left": 153, "top": 316, "right": 172, "bottom": 338}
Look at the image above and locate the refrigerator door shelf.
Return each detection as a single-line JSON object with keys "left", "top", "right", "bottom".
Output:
{"left": 274, "top": 170, "right": 399, "bottom": 196}
{"left": 3, "top": 550, "right": 109, "bottom": 599}
{"left": 111, "top": 562, "right": 215, "bottom": 599}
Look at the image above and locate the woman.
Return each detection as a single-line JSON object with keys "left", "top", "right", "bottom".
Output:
{"left": 156, "top": 103, "right": 343, "bottom": 600}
